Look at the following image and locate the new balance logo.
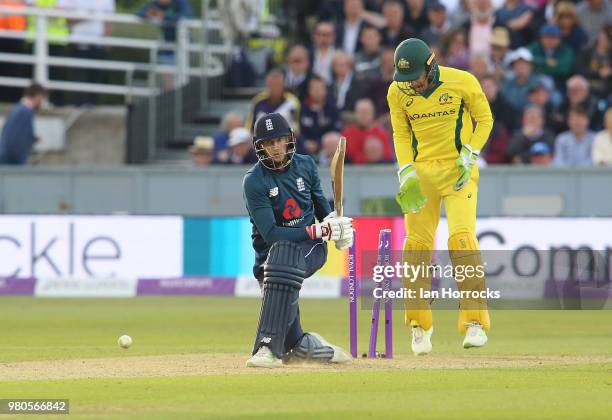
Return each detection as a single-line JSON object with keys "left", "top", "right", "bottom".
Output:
{"left": 262, "top": 337, "right": 272, "bottom": 344}
{"left": 296, "top": 177, "right": 305, "bottom": 191}
{"left": 269, "top": 187, "right": 279, "bottom": 197}
{"left": 265, "top": 119, "right": 274, "bottom": 131}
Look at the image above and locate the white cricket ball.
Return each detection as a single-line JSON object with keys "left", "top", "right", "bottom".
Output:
{"left": 118, "top": 335, "right": 133, "bottom": 349}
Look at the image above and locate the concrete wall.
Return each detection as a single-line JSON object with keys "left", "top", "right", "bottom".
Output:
{"left": 0, "top": 165, "right": 610, "bottom": 216}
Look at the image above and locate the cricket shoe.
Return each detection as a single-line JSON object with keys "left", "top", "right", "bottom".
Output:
{"left": 411, "top": 325, "right": 433, "bottom": 356}
{"left": 463, "top": 322, "right": 488, "bottom": 349}
{"left": 246, "top": 346, "right": 283, "bottom": 368}
{"left": 286, "top": 332, "right": 351, "bottom": 364}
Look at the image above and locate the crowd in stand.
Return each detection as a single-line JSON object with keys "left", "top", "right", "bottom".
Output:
{"left": 199, "top": 0, "right": 612, "bottom": 168}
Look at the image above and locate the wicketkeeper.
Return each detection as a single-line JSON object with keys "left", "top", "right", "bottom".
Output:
{"left": 243, "top": 112, "right": 353, "bottom": 368}
{"left": 387, "top": 38, "right": 493, "bottom": 355}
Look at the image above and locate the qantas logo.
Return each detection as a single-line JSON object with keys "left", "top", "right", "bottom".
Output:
{"left": 408, "top": 109, "right": 456, "bottom": 120}
{"left": 282, "top": 198, "right": 302, "bottom": 220}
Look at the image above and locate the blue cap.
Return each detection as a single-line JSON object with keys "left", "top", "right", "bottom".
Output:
{"left": 540, "top": 23, "right": 561, "bottom": 37}
{"left": 530, "top": 142, "right": 551, "bottom": 155}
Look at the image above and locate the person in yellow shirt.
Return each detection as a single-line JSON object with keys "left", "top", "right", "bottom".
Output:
{"left": 387, "top": 38, "right": 493, "bottom": 355}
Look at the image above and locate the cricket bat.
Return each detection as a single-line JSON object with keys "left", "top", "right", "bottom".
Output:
{"left": 330, "top": 136, "right": 346, "bottom": 217}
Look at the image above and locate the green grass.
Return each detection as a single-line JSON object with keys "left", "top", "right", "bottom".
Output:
{"left": 1, "top": 297, "right": 612, "bottom": 418}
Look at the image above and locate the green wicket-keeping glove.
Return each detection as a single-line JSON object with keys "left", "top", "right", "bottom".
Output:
{"left": 395, "top": 164, "right": 427, "bottom": 214}
{"left": 454, "top": 145, "right": 479, "bottom": 191}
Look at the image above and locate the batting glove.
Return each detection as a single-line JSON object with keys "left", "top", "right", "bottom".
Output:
{"left": 454, "top": 144, "right": 479, "bottom": 191}
{"left": 306, "top": 216, "right": 353, "bottom": 241}
{"left": 395, "top": 164, "right": 427, "bottom": 214}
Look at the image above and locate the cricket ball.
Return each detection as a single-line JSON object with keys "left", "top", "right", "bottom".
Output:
{"left": 118, "top": 335, "right": 133, "bottom": 349}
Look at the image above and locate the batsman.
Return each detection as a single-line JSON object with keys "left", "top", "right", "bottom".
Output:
{"left": 243, "top": 112, "right": 353, "bottom": 368}
{"left": 387, "top": 38, "right": 493, "bottom": 355}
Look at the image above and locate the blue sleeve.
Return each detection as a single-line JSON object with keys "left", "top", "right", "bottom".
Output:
{"left": 308, "top": 157, "right": 332, "bottom": 220}
{"left": 243, "top": 173, "right": 310, "bottom": 244}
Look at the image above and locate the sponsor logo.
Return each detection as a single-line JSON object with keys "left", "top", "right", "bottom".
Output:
{"left": 397, "top": 58, "right": 410, "bottom": 69}
{"left": 408, "top": 109, "right": 456, "bottom": 120}
{"left": 269, "top": 187, "right": 279, "bottom": 197}
{"left": 439, "top": 93, "right": 454, "bottom": 105}
{"left": 282, "top": 198, "right": 302, "bottom": 220}
{"left": 405, "top": 97, "right": 414, "bottom": 107}
{"left": 262, "top": 337, "right": 272, "bottom": 343}
{"left": 296, "top": 177, "right": 305, "bottom": 192}
{"left": 265, "top": 118, "right": 274, "bottom": 131}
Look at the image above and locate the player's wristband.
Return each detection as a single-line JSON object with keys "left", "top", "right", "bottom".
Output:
{"left": 306, "top": 222, "right": 331, "bottom": 240}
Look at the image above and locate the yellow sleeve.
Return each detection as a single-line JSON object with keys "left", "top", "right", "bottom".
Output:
{"left": 387, "top": 83, "right": 414, "bottom": 167}
{"left": 462, "top": 73, "right": 493, "bottom": 152}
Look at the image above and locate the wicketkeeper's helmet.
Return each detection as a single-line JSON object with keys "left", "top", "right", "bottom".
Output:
{"left": 393, "top": 38, "right": 436, "bottom": 83}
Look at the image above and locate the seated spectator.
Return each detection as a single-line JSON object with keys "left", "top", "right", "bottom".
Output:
{"left": 494, "top": 0, "right": 534, "bottom": 49}
{"left": 465, "top": 0, "right": 495, "bottom": 59}
{"left": 331, "top": 51, "right": 365, "bottom": 113}
{"left": 529, "top": 142, "right": 554, "bottom": 166}
{"left": 336, "top": 0, "right": 367, "bottom": 55}
{"left": 528, "top": 24, "right": 575, "bottom": 90}
{"left": 190, "top": 136, "right": 215, "bottom": 167}
{"left": 507, "top": 105, "right": 556, "bottom": 164}
{"left": 481, "top": 74, "right": 517, "bottom": 132}
{"left": 310, "top": 21, "right": 336, "bottom": 83}
{"left": 501, "top": 48, "right": 541, "bottom": 113}
{"left": 526, "top": 80, "right": 557, "bottom": 130}
{"left": 363, "top": 135, "right": 393, "bottom": 163}
{"left": 367, "top": 47, "right": 395, "bottom": 120}
{"left": 553, "top": 107, "right": 596, "bottom": 166}
{"left": 420, "top": 2, "right": 450, "bottom": 47}
{"left": 300, "top": 75, "right": 342, "bottom": 155}
{"left": 354, "top": 25, "right": 383, "bottom": 80}
{"left": 575, "top": 0, "right": 612, "bottom": 42}
{"left": 489, "top": 27, "right": 511, "bottom": 81}
{"left": 404, "top": 0, "right": 430, "bottom": 35}
{"left": 442, "top": 29, "right": 470, "bottom": 70}
{"left": 592, "top": 107, "right": 612, "bottom": 166}
{"left": 556, "top": 75, "right": 604, "bottom": 133}
{"left": 380, "top": 0, "right": 415, "bottom": 48}
{"left": 481, "top": 122, "right": 512, "bottom": 164}
{"left": 219, "top": 128, "right": 258, "bottom": 165}
{"left": 318, "top": 131, "right": 343, "bottom": 166}
{"left": 0, "top": 83, "right": 47, "bottom": 165}
{"left": 449, "top": 0, "right": 471, "bottom": 28}
{"left": 576, "top": 27, "right": 611, "bottom": 97}
{"left": 285, "top": 45, "right": 312, "bottom": 102}
{"left": 212, "top": 112, "right": 244, "bottom": 156}
{"left": 342, "top": 98, "right": 393, "bottom": 164}
{"left": 470, "top": 53, "right": 490, "bottom": 80}
{"left": 554, "top": 2, "right": 589, "bottom": 55}
{"left": 246, "top": 69, "right": 301, "bottom": 134}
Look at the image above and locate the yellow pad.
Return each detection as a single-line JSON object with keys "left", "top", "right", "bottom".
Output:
{"left": 448, "top": 232, "right": 490, "bottom": 333}
{"left": 402, "top": 238, "right": 434, "bottom": 330}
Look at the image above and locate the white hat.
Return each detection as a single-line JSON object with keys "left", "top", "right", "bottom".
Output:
{"left": 228, "top": 127, "right": 252, "bottom": 147}
{"left": 507, "top": 48, "right": 533, "bottom": 65}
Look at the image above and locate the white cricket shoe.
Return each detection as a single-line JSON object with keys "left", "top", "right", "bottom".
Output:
{"left": 411, "top": 325, "right": 433, "bottom": 356}
{"left": 246, "top": 346, "right": 283, "bottom": 368}
{"left": 463, "top": 322, "right": 488, "bottom": 348}
{"left": 309, "top": 332, "right": 352, "bottom": 363}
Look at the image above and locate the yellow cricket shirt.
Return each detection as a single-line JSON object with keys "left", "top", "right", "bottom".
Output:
{"left": 387, "top": 65, "right": 493, "bottom": 166}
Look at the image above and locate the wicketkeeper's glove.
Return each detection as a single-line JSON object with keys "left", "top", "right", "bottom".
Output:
{"left": 454, "top": 144, "right": 479, "bottom": 191}
{"left": 395, "top": 164, "right": 427, "bottom": 214}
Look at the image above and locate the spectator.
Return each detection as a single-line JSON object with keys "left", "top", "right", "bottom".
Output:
{"left": 220, "top": 127, "right": 258, "bottom": 165}
{"left": 442, "top": 29, "right": 470, "bottom": 70}
{"left": 367, "top": 47, "right": 395, "bottom": 119}
{"left": 420, "top": 2, "right": 451, "bottom": 47}
{"left": 449, "top": 0, "right": 471, "bottom": 28}
{"left": 212, "top": 112, "right": 244, "bottom": 158}
{"left": 246, "top": 69, "right": 301, "bottom": 134}
{"left": 62, "top": 0, "right": 115, "bottom": 106}
{"left": 0, "top": 0, "right": 26, "bottom": 103}
{"left": 556, "top": 75, "right": 604, "bottom": 132}
{"left": 300, "top": 75, "right": 342, "bottom": 155}
{"left": 575, "top": 0, "right": 612, "bottom": 42}
{"left": 310, "top": 21, "right": 336, "bottom": 83}
{"left": 554, "top": 2, "right": 589, "bottom": 55}
{"left": 526, "top": 80, "right": 557, "bottom": 129}
{"left": 380, "top": 0, "right": 414, "bottom": 47}
{"left": 481, "top": 74, "right": 517, "bottom": 132}
{"left": 507, "top": 105, "right": 556, "bottom": 163}
{"left": 285, "top": 45, "right": 312, "bottom": 102}
{"left": 465, "top": 0, "right": 495, "bottom": 58}
{"left": 576, "top": 26, "right": 611, "bottom": 97}
{"left": 336, "top": 0, "right": 367, "bottom": 54}
{"left": 529, "top": 142, "right": 554, "bottom": 165}
{"left": 528, "top": 23, "right": 574, "bottom": 89}
{"left": 489, "top": 26, "right": 511, "bottom": 81}
{"left": 318, "top": 131, "right": 343, "bottom": 165}
{"left": 482, "top": 122, "right": 512, "bottom": 164}
{"left": 0, "top": 83, "right": 47, "bottom": 165}
{"left": 501, "top": 48, "right": 540, "bottom": 112}
{"left": 331, "top": 51, "right": 365, "bottom": 112}
{"left": 137, "top": 0, "right": 193, "bottom": 67}
{"left": 592, "top": 107, "right": 612, "bottom": 165}
{"left": 470, "top": 53, "right": 490, "bottom": 80}
{"left": 341, "top": 98, "right": 393, "bottom": 164}
{"left": 354, "top": 25, "right": 383, "bottom": 80}
{"left": 553, "top": 106, "right": 595, "bottom": 166}
{"left": 363, "top": 135, "right": 392, "bottom": 163}
{"left": 190, "top": 136, "right": 215, "bottom": 167}
{"left": 404, "top": 0, "right": 429, "bottom": 35}
{"left": 494, "top": 0, "right": 534, "bottom": 49}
